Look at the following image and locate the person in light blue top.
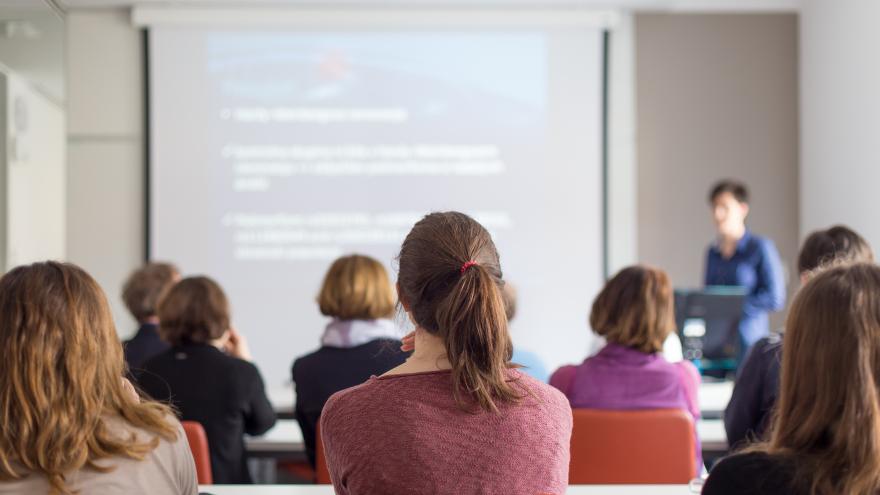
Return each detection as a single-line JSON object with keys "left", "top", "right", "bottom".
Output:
{"left": 705, "top": 180, "right": 786, "bottom": 354}
{"left": 503, "top": 282, "right": 550, "bottom": 382}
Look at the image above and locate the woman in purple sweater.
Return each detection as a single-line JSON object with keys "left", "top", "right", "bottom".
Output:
{"left": 550, "top": 266, "right": 702, "bottom": 474}
{"left": 320, "top": 211, "right": 572, "bottom": 495}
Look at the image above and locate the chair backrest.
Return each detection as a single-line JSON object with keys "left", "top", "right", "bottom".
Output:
{"left": 315, "top": 422, "right": 331, "bottom": 484}
{"left": 569, "top": 408, "right": 695, "bottom": 484}
{"left": 181, "top": 420, "right": 213, "bottom": 485}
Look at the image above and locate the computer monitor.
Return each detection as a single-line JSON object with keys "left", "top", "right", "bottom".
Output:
{"left": 674, "top": 287, "right": 747, "bottom": 376}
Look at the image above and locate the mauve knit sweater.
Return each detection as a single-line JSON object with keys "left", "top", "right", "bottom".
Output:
{"left": 320, "top": 369, "right": 572, "bottom": 495}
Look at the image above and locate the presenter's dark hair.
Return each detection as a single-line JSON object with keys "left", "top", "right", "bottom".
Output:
{"left": 397, "top": 211, "right": 519, "bottom": 412}
{"left": 709, "top": 180, "right": 749, "bottom": 204}
{"left": 797, "top": 225, "right": 874, "bottom": 274}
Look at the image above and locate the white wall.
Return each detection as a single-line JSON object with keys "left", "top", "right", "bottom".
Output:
{"left": 67, "top": 9, "right": 144, "bottom": 335}
{"left": 635, "top": 14, "right": 799, "bottom": 334}
{"left": 607, "top": 12, "right": 639, "bottom": 275}
{"left": 799, "top": 0, "right": 880, "bottom": 249}
{"left": 2, "top": 70, "right": 67, "bottom": 269}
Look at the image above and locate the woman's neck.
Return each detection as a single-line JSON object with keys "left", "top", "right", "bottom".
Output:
{"left": 384, "top": 327, "right": 451, "bottom": 376}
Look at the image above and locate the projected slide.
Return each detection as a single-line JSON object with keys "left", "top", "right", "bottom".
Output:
{"left": 150, "top": 26, "right": 604, "bottom": 395}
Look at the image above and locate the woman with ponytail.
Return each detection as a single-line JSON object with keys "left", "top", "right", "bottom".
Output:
{"left": 320, "top": 211, "right": 572, "bottom": 495}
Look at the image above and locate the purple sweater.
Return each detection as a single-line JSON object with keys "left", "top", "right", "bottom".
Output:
{"left": 321, "top": 369, "right": 572, "bottom": 495}
{"left": 549, "top": 343, "right": 702, "bottom": 474}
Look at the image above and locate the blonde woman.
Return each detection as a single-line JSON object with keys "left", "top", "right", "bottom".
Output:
{"left": 292, "top": 254, "right": 406, "bottom": 467}
{"left": 0, "top": 261, "right": 197, "bottom": 495}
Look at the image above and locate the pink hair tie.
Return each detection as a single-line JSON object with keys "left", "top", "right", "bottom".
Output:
{"left": 460, "top": 260, "right": 478, "bottom": 274}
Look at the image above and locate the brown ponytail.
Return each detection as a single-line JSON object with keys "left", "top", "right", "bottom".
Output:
{"left": 398, "top": 211, "right": 521, "bottom": 412}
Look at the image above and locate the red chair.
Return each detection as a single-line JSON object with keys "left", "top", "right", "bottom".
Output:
{"left": 181, "top": 421, "right": 213, "bottom": 485}
{"left": 569, "top": 408, "right": 695, "bottom": 484}
{"left": 315, "top": 422, "right": 331, "bottom": 484}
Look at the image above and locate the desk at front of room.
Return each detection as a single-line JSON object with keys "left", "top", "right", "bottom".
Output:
{"left": 200, "top": 485, "right": 693, "bottom": 495}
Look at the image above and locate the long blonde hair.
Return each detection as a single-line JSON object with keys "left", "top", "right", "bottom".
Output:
{"left": 0, "top": 262, "right": 178, "bottom": 494}
{"left": 759, "top": 262, "right": 880, "bottom": 495}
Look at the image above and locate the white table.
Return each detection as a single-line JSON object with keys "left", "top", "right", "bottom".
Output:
{"left": 247, "top": 420, "right": 304, "bottom": 454}
{"left": 199, "top": 485, "right": 692, "bottom": 494}
{"left": 697, "top": 418, "right": 727, "bottom": 453}
{"left": 247, "top": 418, "right": 727, "bottom": 456}
{"left": 268, "top": 386, "right": 295, "bottom": 419}
{"left": 270, "top": 380, "right": 734, "bottom": 419}
{"left": 698, "top": 381, "right": 733, "bottom": 418}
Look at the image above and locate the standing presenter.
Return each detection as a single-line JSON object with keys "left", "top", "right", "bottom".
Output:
{"left": 705, "top": 180, "right": 786, "bottom": 356}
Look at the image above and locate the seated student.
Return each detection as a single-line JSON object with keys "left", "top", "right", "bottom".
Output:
{"left": 0, "top": 262, "right": 197, "bottom": 495}
{"left": 704, "top": 262, "right": 880, "bottom": 495}
{"left": 137, "top": 276, "right": 276, "bottom": 484}
{"left": 291, "top": 254, "right": 407, "bottom": 467}
{"left": 549, "top": 266, "right": 702, "bottom": 474}
{"left": 504, "top": 282, "right": 551, "bottom": 382}
{"left": 724, "top": 225, "right": 874, "bottom": 449}
{"left": 320, "top": 212, "right": 572, "bottom": 495}
{"left": 122, "top": 262, "right": 180, "bottom": 370}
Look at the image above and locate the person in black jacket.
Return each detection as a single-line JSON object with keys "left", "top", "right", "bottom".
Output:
{"left": 138, "top": 276, "right": 276, "bottom": 484}
{"left": 292, "top": 254, "right": 407, "bottom": 467}
{"left": 724, "top": 225, "right": 873, "bottom": 449}
{"left": 121, "top": 262, "right": 179, "bottom": 371}
{"left": 705, "top": 262, "right": 880, "bottom": 495}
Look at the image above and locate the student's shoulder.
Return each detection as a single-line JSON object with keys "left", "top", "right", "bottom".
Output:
{"left": 320, "top": 379, "right": 381, "bottom": 423}
{"left": 515, "top": 371, "right": 572, "bottom": 415}
{"left": 746, "top": 336, "right": 783, "bottom": 368}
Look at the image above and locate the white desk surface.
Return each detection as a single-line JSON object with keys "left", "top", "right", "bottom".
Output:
{"left": 246, "top": 418, "right": 727, "bottom": 453}
{"left": 200, "top": 485, "right": 692, "bottom": 494}
{"left": 268, "top": 386, "right": 294, "bottom": 416}
{"left": 271, "top": 380, "right": 733, "bottom": 414}
{"left": 698, "top": 381, "right": 733, "bottom": 414}
{"left": 246, "top": 420, "right": 304, "bottom": 452}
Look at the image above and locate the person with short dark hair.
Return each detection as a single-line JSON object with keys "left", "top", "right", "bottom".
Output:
{"left": 705, "top": 262, "right": 880, "bottom": 495}
{"left": 705, "top": 180, "right": 786, "bottom": 356}
{"left": 137, "top": 276, "right": 276, "bottom": 484}
{"left": 724, "top": 225, "right": 874, "bottom": 449}
{"left": 291, "top": 254, "right": 406, "bottom": 467}
{"left": 549, "top": 265, "right": 702, "bottom": 475}
{"left": 121, "top": 262, "right": 179, "bottom": 370}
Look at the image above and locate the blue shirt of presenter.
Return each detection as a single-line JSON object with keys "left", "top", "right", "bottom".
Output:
{"left": 705, "top": 180, "right": 786, "bottom": 352}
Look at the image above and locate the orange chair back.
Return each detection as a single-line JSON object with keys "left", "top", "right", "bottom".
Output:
{"left": 181, "top": 421, "right": 213, "bottom": 485}
{"left": 315, "top": 422, "right": 331, "bottom": 484}
{"left": 569, "top": 408, "right": 695, "bottom": 484}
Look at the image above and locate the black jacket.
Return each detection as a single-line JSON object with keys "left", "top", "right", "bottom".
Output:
{"left": 138, "top": 343, "right": 277, "bottom": 484}
{"left": 291, "top": 339, "right": 407, "bottom": 466}
{"left": 704, "top": 452, "right": 798, "bottom": 495}
{"left": 123, "top": 323, "right": 170, "bottom": 371}
{"left": 724, "top": 334, "right": 782, "bottom": 449}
